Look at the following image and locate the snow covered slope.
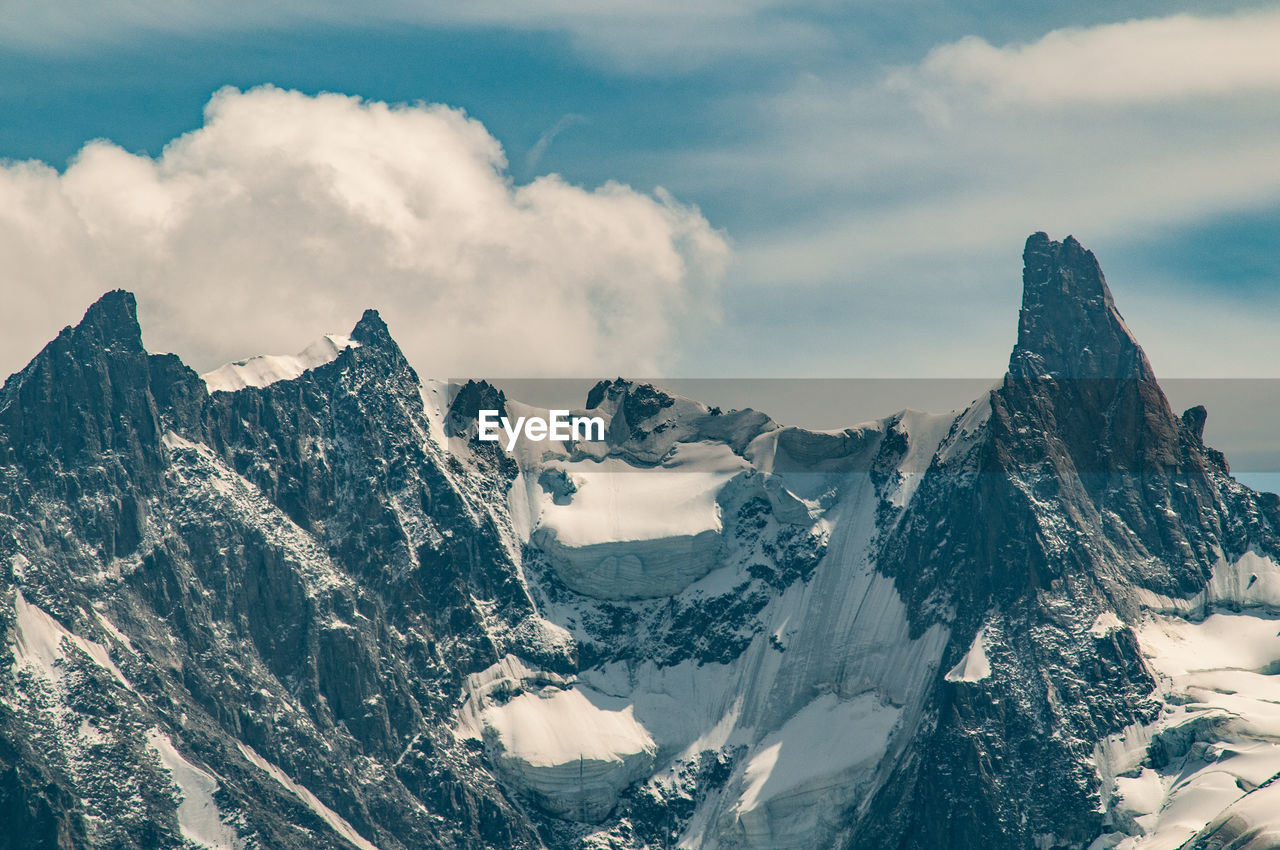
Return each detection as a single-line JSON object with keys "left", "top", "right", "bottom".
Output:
{"left": 1092, "top": 552, "right": 1280, "bottom": 849}
{"left": 201, "top": 333, "right": 359, "bottom": 392}
{"left": 442, "top": 378, "right": 961, "bottom": 847}
{"left": 457, "top": 656, "right": 657, "bottom": 821}
{"left": 530, "top": 443, "right": 748, "bottom": 599}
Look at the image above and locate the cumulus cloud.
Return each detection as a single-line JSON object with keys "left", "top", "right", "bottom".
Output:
{"left": 895, "top": 9, "right": 1280, "bottom": 106}
{"left": 0, "top": 86, "right": 728, "bottom": 378}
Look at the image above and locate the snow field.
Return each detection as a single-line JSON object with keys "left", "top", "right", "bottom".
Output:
{"left": 202, "top": 334, "right": 359, "bottom": 393}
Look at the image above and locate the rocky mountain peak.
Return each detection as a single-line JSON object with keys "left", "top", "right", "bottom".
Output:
{"left": 351, "top": 307, "right": 392, "bottom": 347}
{"left": 986, "top": 235, "right": 1223, "bottom": 603}
{"left": 1, "top": 289, "right": 146, "bottom": 399}
{"left": 0, "top": 289, "right": 160, "bottom": 480}
{"left": 7, "top": 237, "right": 1280, "bottom": 850}
{"left": 999, "top": 234, "right": 1180, "bottom": 478}
{"left": 1181, "top": 404, "right": 1209, "bottom": 442}
{"left": 445, "top": 379, "right": 508, "bottom": 438}
{"left": 75, "top": 289, "right": 145, "bottom": 351}
{"left": 344, "top": 306, "right": 420, "bottom": 388}
{"left": 1012, "top": 232, "right": 1153, "bottom": 380}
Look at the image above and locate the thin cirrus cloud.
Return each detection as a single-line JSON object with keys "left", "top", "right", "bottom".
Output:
{"left": 723, "top": 12, "right": 1280, "bottom": 286}
{"left": 730, "top": 7, "right": 1280, "bottom": 272}
{"left": 0, "top": 86, "right": 728, "bottom": 379}
{"left": 674, "top": 7, "right": 1280, "bottom": 379}
{"left": 524, "top": 114, "right": 590, "bottom": 175}
{"left": 0, "top": 0, "right": 829, "bottom": 70}
{"left": 895, "top": 9, "right": 1280, "bottom": 105}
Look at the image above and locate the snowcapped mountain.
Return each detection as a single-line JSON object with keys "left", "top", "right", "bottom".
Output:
{"left": 3, "top": 233, "right": 1280, "bottom": 849}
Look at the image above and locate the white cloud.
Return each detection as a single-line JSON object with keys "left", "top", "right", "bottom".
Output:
{"left": 649, "top": 9, "right": 1280, "bottom": 378}
{"left": 896, "top": 10, "right": 1280, "bottom": 105}
{"left": 703, "top": 9, "right": 1280, "bottom": 280}
{"left": 0, "top": 86, "right": 728, "bottom": 378}
{"left": 0, "top": 0, "right": 829, "bottom": 71}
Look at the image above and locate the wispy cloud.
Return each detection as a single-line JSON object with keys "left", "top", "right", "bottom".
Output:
{"left": 893, "top": 9, "right": 1280, "bottom": 106}
{"left": 658, "top": 8, "right": 1280, "bottom": 377}
{"left": 0, "top": 0, "right": 831, "bottom": 71}
{"left": 725, "top": 9, "right": 1280, "bottom": 262}
{"left": 524, "top": 113, "right": 589, "bottom": 174}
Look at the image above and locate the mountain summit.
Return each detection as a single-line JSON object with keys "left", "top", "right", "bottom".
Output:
{"left": 3, "top": 235, "right": 1280, "bottom": 850}
{"left": 1014, "top": 232, "right": 1153, "bottom": 380}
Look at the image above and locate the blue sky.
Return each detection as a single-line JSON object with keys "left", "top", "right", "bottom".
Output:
{"left": 3, "top": 1, "right": 1280, "bottom": 389}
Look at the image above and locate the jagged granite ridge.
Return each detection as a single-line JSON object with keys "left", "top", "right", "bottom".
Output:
{"left": 3, "top": 234, "right": 1280, "bottom": 850}
{"left": 1, "top": 297, "right": 546, "bottom": 848}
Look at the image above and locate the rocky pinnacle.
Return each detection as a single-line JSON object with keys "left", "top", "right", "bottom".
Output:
{"left": 1013, "top": 232, "right": 1155, "bottom": 381}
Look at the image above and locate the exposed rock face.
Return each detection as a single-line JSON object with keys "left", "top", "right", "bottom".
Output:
{"left": 1016, "top": 232, "right": 1153, "bottom": 380}
{"left": 848, "top": 234, "right": 1280, "bottom": 850}
{"left": 1, "top": 295, "right": 544, "bottom": 849}
{"left": 3, "top": 234, "right": 1280, "bottom": 850}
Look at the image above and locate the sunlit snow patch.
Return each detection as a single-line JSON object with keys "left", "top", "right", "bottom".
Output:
{"left": 237, "top": 743, "right": 380, "bottom": 850}
{"left": 1090, "top": 611, "right": 1125, "bottom": 638}
{"left": 1133, "top": 550, "right": 1280, "bottom": 616}
{"left": 201, "top": 334, "right": 359, "bottom": 393}
{"left": 458, "top": 656, "right": 656, "bottom": 822}
{"left": 1093, "top": 612, "right": 1280, "bottom": 849}
{"left": 11, "top": 590, "right": 131, "bottom": 689}
{"left": 532, "top": 442, "right": 748, "bottom": 598}
{"left": 148, "top": 730, "right": 240, "bottom": 850}
{"left": 725, "top": 693, "right": 902, "bottom": 850}
{"left": 1205, "top": 550, "right": 1280, "bottom": 611}
{"left": 945, "top": 625, "right": 992, "bottom": 683}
